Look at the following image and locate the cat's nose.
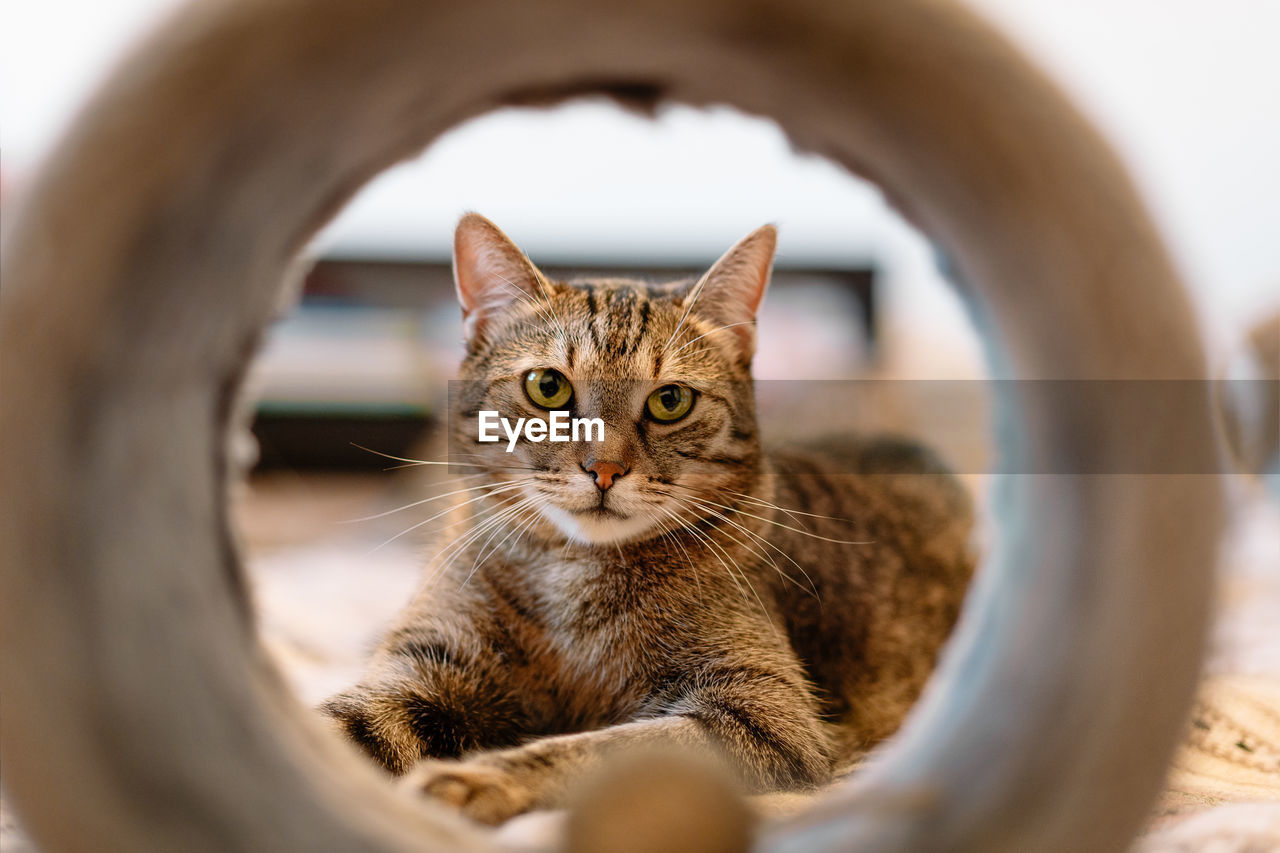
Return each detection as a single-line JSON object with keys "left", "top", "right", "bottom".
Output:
{"left": 583, "top": 459, "right": 628, "bottom": 490}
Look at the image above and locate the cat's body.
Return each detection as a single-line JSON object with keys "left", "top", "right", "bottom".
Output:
{"left": 322, "top": 215, "right": 973, "bottom": 824}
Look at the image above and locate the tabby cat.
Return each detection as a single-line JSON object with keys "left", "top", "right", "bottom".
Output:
{"left": 320, "top": 213, "right": 974, "bottom": 825}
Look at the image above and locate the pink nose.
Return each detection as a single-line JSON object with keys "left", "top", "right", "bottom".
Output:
{"left": 584, "top": 459, "right": 628, "bottom": 490}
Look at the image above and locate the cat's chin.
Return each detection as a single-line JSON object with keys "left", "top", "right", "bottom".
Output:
{"left": 538, "top": 504, "right": 658, "bottom": 546}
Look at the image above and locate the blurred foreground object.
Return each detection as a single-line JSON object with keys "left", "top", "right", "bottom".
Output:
{"left": 1219, "top": 309, "right": 1280, "bottom": 493}
{"left": 0, "top": 0, "right": 1221, "bottom": 851}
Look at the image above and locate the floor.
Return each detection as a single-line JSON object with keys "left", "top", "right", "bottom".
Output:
{"left": 3, "top": 461, "right": 1276, "bottom": 851}
{"left": 234, "top": 465, "right": 1280, "bottom": 848}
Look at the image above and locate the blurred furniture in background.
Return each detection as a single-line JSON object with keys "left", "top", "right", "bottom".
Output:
{"left": 249, "top": 257, "right": 877, "bottom": 469}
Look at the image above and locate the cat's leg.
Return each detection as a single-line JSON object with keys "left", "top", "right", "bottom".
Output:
{"left": 319, "top": 626, "right": 532, "bottom": 775}
{"left": 405, "top": 666, "right": 833, "bottom": 825}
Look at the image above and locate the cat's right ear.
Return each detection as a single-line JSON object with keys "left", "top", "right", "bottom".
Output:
{"left": 681, "top": 224, "right": 777, "bottom": 362}
{"left": 453, "top": 213, "right": 546, "bottom": 343}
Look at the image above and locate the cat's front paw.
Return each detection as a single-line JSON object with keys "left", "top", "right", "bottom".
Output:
{"left": 404, "top": 758, "right": 535, "bottom": 825}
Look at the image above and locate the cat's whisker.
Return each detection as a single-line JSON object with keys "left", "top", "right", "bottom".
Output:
{"left": 668, "top": 495, "right": 805, "bottom": 588}
{"left": 722, "top": 490, "right": 812, "bottom": 530}
{"left": 703, "top": 488, "right": 809, "bottom": 531}
{"left": 380, "top": 461, "right": 438, "bottom": 472}
{"left": 424, "top": 482, "right": 538, "bottom": 536}
{"left": 342, "top": 476, "right": 531, "bottom": 524}
{"left": 366, "top": 480, "right": 531, "bottom": 554}
{"left": 394, "top": 490, "right": 530, "bottom": 602}
{"left": 675, "top": 514, "right": 747, "bottom": 607}
{"left": 453, "top": 455, "right": 547, "bottom": 476}
{"left": 666, "top": 500, "right": 779, "bottom": 602}
{"left": 668, "top": 321, "right": 755, "bottom": 357}
{"left": 661, "top": 274, "right": 711, "bottom": 357}
{"left": 530, "top": 273, "right": 570, "bottom": 343}
{"left": 665, "top": 504, "right": 776, "bottom": 632}
{"left": 349, "top": 444, "right": 442, "bottom": 466}
{"left": 424, "top": 494, "right": 537, "bottom": 591}
{"left": 352, "top": 444, "right": 541, "bottom": 475}
{"left": 669, "top": 496, "right": 775, "bottom": 570}
{"left": 378, "top": 458, "right": 508, "bottom": 474}
{"left": 374, "top": 493, "right": 524, "bottom": 565}
{"left": 702, "top": 536, "right": 776, "bottom": 633}
{"left": 672, "top": 494, "right": 821, "bottom": 601}
{"left": 432, "top": 502, "right": 527, "bottom": 575}
{"left": 663, "top": 345, "right": 719, "bottom": 362}
{"left": 475, "top": 506, "right": 545, "bottom": 589}
{"left": 468, "top": 496, "right": 542, "bottom": 574}
{"left": 663, "top": 505, "right": 748, "bottom": 609}
{"left": 458, "top": 498, "right": 545, "bottom": 591}
{"left": 671, "top": 485, "right": 873, "bottom": 546}
{"left": 409, "top": 470, "right": 495, "bottom": 483}
{"left": 721, "top": 488, "right": 858, "bottom": 527}
{"left": 504, "top": 505, "right": 546, "bottom": 557}
{"left": 649, "top": 511, "right": 704, "bottom": 603}
{"left": 439, "top": 452, "right": 545, "bottom": 475}
{"left": 491, "top": 272, "right": 568, "bottom": 344}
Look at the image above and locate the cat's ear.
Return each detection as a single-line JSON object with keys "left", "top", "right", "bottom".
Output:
{"left": 685, "top": 224, "right": 777, "bottom": 361}
{"left": 453, "top": 212, "right": 547, "bottom": 343}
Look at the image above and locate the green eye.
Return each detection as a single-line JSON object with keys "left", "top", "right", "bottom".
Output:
{"left": 646, "top": 384, "right": 694, "bottom": 422}
{"left": 524, "top": 368, "right": 573, "bottom": 409}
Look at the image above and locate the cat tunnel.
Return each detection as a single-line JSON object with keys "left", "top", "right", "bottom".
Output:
{"left": 0, "top": 0, "right": 1224, "bottom": 850}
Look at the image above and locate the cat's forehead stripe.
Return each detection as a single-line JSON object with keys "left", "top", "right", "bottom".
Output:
{"left": 582, "top": 287, "right": 632, "bottom": 360}
{"left": 477, "top": 277, "right": 727, "bottom": 380}
{"left": 630, "top": 298, "right": 652, "bottom": 356}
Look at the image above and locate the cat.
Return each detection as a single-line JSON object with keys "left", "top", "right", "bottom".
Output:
{"left": 320, "top": 213, "right": 975, "bottom": 825}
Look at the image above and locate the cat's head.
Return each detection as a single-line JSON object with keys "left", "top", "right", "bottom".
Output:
{"left": 449, "top": 213, "right": 775, "bottom": 547}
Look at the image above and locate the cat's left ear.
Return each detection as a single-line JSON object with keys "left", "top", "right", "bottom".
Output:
{"left": 453, "top": 212, "right": 549, "bottom": 344}
{"left": 685, "top": 224, "right": 777, "bottom": 361}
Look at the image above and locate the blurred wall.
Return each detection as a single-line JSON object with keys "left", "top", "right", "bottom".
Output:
{"left": 4, "top": 0, "right": 1277, "bottom": 372}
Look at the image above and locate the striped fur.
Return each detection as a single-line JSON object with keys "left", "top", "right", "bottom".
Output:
{"left": 320, "top": 216, "right": 974, "bottom": 824}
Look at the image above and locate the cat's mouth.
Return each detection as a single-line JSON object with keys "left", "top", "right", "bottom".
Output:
{"left": 572, "top": 505, "right": 628, "bottom": 520}
{"left": 534, "top": 496, "right": 661, "bottom": 546}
